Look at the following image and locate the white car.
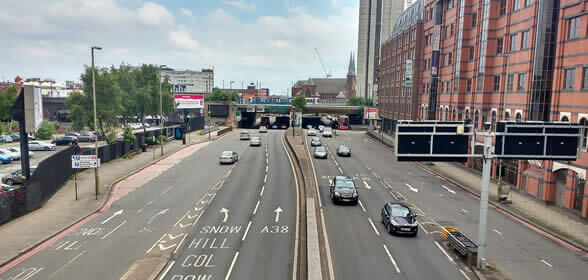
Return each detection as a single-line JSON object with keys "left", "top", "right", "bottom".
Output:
{"left": 28, "top": 141, "right": 56, "bottom": 151}
{"left": 6, "top": 147, "right": 33, "bottom": 158}
{"left": 220, "top": 151, "right": 239, "bottom": 164}
{"left": 322, "top": 128, "right": 332, "bottom": 137}
{"left": 319, "top": 125, "right": 325, "bottom": 132}
{"left": 0, "top": 149, "right": 20, "bottom": 160}
{"left": 307, "top": 130, "right": 317, "bottom": 136}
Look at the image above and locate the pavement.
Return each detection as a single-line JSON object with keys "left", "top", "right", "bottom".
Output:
{"left": 338, "top": 130, "right": 587, "bottom": 280}
{"left": 0, "top": 128, "right": 297, "bottom": 280}
{"left": 0, "top": 130, "right": 219, "bottom": 268}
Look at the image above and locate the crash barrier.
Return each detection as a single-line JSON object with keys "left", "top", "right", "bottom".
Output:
{"left": 442, "top": 227, "right": 478, "bottom": 266}
{"left": 217, "top": 127, "right": 233, "bottom": 136}
{"left": 0, "top": 122, "right": 202, "bottom": 225}
{"left": 366, "top": 128, "right": 395, "bottom": 149}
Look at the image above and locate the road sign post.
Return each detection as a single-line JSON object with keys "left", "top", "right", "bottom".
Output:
{"left": 477, "top": 133, "right": 493, "bottom": 270}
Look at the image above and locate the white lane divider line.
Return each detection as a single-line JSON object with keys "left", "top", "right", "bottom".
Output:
{"left": 242, "top": 221, "right": 253, "bottom": 241}
{"left": 434, "top": 241, "right": 455, "bottom": 263}
{"left": 260, "top": 186, "right": 265, "bottom": 197}
{"left": 541, "top": 259, "right": 553, "bottom": 268}
{"left": 358, "top": 200, "right": 367, "bottom": 212}
{"left": 160, "top": 185, "right": 174, "bottom": 196}
{"left": 157, "top": 261, "right": 175, "bottom": 280}
{"left": 396, "top": 191, "right": 407, "bottom": 200}
{"left": 441, "top": 185, "right": 456, "bottom": 194}
{"left": 417, "top": 221, "right": 429, "bottom": 235}
{"left": 363, "top": 180, "right": 371, "bottom": 190}
{"left": 382, "top": 245, "right": 401, "bottom": 273}
{"left": 266, "top": 165, "right": 268, "bottom": 172}
{"left": 389, "top": 190, "right": 398, "bottom": 200}
{"left": 264, "top": 174, "right": 267, "bottom": 183}
{"left": 459, "top": 269, "right": 471, "bottom": 280}
{"left": 493, "top": 229, "right": 503, "bottom": 236}
{"left": 334, "top": 160, "right": 339, "bottom": 167}
{"left": 48, "top": 250, "right": 86, "bottom": 278}
{"left": 225, "top": 251, "right": 240, "bottom": 280}
{"left": 367, "top": 218, "right": 380, "bottom": 236}
{"left": 137, "top": 200, "right": 153, "bottom": 213}
{"left": 366, "top": 165, "right": 371, "bottom": 170}
{"left": 101, "top": 220, "right": 127, "bottom": 240}
{"left": 337, "top": 166, "right": 343, "bottom": 174}
{"left": 405, "top": 183, "right": 419, "bottom": 192}
{"left": 253, "top": 200, "right": 260, "bottom": 215}
{"left": 461, "top": 208, "right": 468, "bottom": 214}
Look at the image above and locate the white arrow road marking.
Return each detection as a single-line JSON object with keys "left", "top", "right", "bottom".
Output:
{"left": 147, "top": 208, "right": 169, "bottom": 224}
{"left": 101, "top": 209, "right": 124, "bottom": 225}
{"left": 158, "top": 243, "right": 177, "bottom": 251}
{"left": 274, "top": 207, "right": 283, "bottom": 223}
{"left": 178, "top": 222, "right": 192, "bottom": 228}
{"left": 494, "top": 229, "right": 503, "bottom": 236}
{"left": 441, "top": 185, "right": 456, "bottom": 194}
{"left": 405, "top": 183, "right": 419, "bottom": 192}
{"left": 220, "top": 208, "right": 230, "bottom": 223}
{"left": 363, "top": 180, "right": 371, "bottom": 190}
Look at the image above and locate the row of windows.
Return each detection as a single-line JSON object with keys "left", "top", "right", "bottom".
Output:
{"left": 564, "top": 67, "right": 588, "bottom": 90}
{"left": 390, "top": 29, "right": 417, "bottom": 49}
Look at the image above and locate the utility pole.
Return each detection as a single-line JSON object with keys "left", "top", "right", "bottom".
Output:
{"left": 160, "top": 74, "right": 163, "bottom": 156}
{"left": 497, "top": 55, "right": 510, "bottom": 200}
{"left": 91, "top": 46, "right": 102, "bottom": 200}
{"left": 477, "top": 133, "right": 493, "bottom": 270}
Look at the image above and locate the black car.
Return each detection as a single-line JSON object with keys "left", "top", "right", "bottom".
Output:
{"left": 65, "top": 132, "right": 81, "bottom": 138}
{"left": 52, "top": 136, "right": 78, "bottom": 146}
{"left": 78, "top": 131, "right": 96, "bottom": 142}
{"left": 310, "top": 137, "right": 321, "bottom": 146}
{"left": 337, "top": 145, "right": 351, "bottom": 157}
{"left": 381, "top": 202, "right": 418, "bottom": 236}
{"left": 329, "top": 176, "right": 358, "bottom": 205}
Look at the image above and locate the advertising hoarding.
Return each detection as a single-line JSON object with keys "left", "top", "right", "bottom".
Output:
{"left": 364, "top": 107, "right": 379, "bottom": 120}
{"left": 405, "top": 59, "right": 413, "bottom": 88}
{"left": 173, "top": 94, "right": 204, "bottom": 109}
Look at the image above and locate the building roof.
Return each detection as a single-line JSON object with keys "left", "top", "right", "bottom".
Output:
{"left": 312, "top": 78, "right": 346, "bottom": 94}
{"left": 390, "top": 0, "right": 424, "bottom": 38}
{"left": 347, "top": 52, "right": 356, "bottom": 76}
{"left": 302, "top": 79, "right": 315, "bottom": 86}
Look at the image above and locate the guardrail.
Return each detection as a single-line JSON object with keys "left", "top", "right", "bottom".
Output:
{"left": 442, "top": 226, "right": 478, "bottom": 266}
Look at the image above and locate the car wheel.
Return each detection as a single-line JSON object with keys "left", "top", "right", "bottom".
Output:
{"left": 6, "top": 179, "right": 14, "bottom": 185}
{"left": 388, "top": 223, "right": 393, "bottom": 234}
{"left": 44, "top": 147, "right": 50, "bottom": 151}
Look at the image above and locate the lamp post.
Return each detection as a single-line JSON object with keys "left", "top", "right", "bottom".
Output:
{"left": 230, "top": 81, "right": 234, "bottom": 89}
{"left": 91, "top": 46, "right": 102, "bottom": 200}
{"left": 159, "top": 74, "right": 163, "bottom": 156}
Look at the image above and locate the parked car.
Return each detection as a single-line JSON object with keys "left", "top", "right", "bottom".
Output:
{"left": 10, "top": 133, "right": 35, "bottom": 141}
{"left": 28, "top": 141, "right": 56, "bottom": 151}
{"left": 240, "top": 130, "right": 251, "bottom": 140}
{"left": 314, "top": 146, "right": 328, "bottom": 159}
{"left": 2, "top": 166, "right": 38, "bottom": 185}
{"left": 381, "top": 202, "right": 418, "bottom": 236}
{"left": 65, "top": 132, "right": 81, "bottom": 138}
{"left": 322, "top": 128, "right": 333, "bottom": 137}
{"left": 78, "top": 131, "right": 96, "bottom": 142}
{"left": 310, "top": 137, "right": 321, "bottom": 146}
{"left": 1, "top": 183, "right": 21, "bottom": 192}
{"left": 219, "top": 151, "right": 239, "bottom": 164}
{"left": 259, "top": 126, "right": 268, "bottom": 133}
{"left": 337, "top": 145, "right": 351, "bottom": 157}
{"left": 143, "top": 123, "right": 151, "bottom": 128}
{"left": 281, "top": 124, "right": 288, "bottom": 129}
{"left": 329, "top": 176, "right": 358, "bottom": 205}
{"left": 0, "top": 135, "right": 13, "bottom": 143}
{"left": 6, "top": 147, "right": 33, "bottom": 158}
{"left": 52, "top": 136, "right": 78, "bottom": 146}
{"left": 307, "top": 129, "right": 317, "bottom": 136}
{"left": 0, "top": 149, "right": 20, "bottom": 160}
{"left": 250, "top": 136, "right": 262, "bottom": 146}
{"left": 0, "top": 154, "right": 12, "bottom": 164}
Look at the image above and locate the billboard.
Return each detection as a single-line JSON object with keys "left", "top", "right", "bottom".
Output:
{"left": 405, "top": 59, "right": 413, "bottom": 88}
{"left": 432, "top": 26, "right": 441, "bottom": 51}
{"left": 364, "top": 107, "right": 379, "bottom": 120}
{"left": 209, "top": 104, "right": 228, "bottom": 117}
{"left": 24, "top": 85, "right": 44, "bottom": 133}
{"left": 174, "top": 94, "right": 204, "bottom": 109}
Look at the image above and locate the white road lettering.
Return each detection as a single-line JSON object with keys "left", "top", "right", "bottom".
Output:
{"left": 200, "top": 225, "right": 242, "bottom": 234}
{"left": 260, "top": 225, "right": 289, "bottom": 233}
{"left": 188, "top": 238, "right": 230, "bottom": 249}
{"left": 181, "top": 255, "right": 215, "bottom": 268}
{"left": 441, "top": 185, "right": 456, "bottom": 194}
{"left": 101, "top": 209, "right": 124, "bottom": 225}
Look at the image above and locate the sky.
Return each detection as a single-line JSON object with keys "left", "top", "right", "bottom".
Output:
{"left": 0, "top": 0, "right": 359, "bottom": 96}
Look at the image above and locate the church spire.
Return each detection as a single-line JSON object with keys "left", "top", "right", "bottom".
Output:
{"left": 347, "top": 51, "right": 356, "bottom": 76}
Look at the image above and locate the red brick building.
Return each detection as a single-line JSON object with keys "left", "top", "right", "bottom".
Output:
{"left": 292, "top": 53, "right": 357, "bottom": 100}
{"left": 378, "top": 0, "right": 588, "bottom": 216}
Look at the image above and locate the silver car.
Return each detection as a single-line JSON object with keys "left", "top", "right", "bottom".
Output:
{"left": 314, "top": 146, "right": 328, "bottom": 159}
{"left": 2, "top": 166, "right": 38, "bottom": 185}
{"left": 307, "top": 130, "right": 317, "bottom": 136}
{"left": 240, "top": 131, "right": 251, "bottom": 140}
{"left": 250, "top": 136, "right": 262, "bottom": 146}
{"left": 28, "top": 141, "right": 56, "bottom": 151}
{"left": 322, "top": 128, "right": 333, "bottom": 137}
{"left": 7, "top": 147, "right": 34, "bottom": 158}
{"left": 219, "top": 151, "right": 239, "bottom": 164}
{"left": 311, "top": 137, "right": 321, "bottom": 146}
{"left": 0, "top": 149, "right": 20, "bottom": 160}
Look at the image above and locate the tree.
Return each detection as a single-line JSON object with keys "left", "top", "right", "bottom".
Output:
{"left": 35, "top": 121, "right": 58, "bottom": 140}
{"left": 131, "top": 64, "right": 175, "bottom": 135}
{"left": 205, "top": 88, "right": 238, "bottom": 102}
{"left": 347, "top": 96, "right": 365, "bottom": 106}
{"left": 111, "top": 64, "right": 138, "bottom": 125}
{"left": 0, "top": 86, "right": 19, "bottom": 122}
{"left": 292, "top": 96, "right": 306, "bottom": 112}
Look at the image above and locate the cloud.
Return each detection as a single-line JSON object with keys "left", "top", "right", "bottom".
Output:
{"left": 180, "top": 8, "right": 194, "bottom": 19}
{"left": 221, "top": 0, "right": 256, "bottom": 11}
{"left": 138, "top": 2, "right": 175, "bottom": 26}
{"left": 169, "top": 29, "right": 199, "bottom": 51}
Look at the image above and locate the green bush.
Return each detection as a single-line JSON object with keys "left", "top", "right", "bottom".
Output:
{"left": 158, "top": 135, "right": 168, "bottom": 143}
{"left": 35, "top": 121, "right": 58, "bottom": 140}
{"left": 145, "top": 136, "right": 158, "bottom": 145}
{"left": 123, "top": 126, "right": 136, "bottom": 144}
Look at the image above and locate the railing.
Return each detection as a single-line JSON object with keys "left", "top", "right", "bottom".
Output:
{"left": 243, "top": 99, "right": 349, "bottom": 105}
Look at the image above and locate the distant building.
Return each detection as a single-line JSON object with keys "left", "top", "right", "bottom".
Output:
{"left": 159, "top": 66, "right": 214, "bottom": 93}
{"left": 292, "top": 53, "right": 356, "bottom": 100}
{"left": 23, "top": 79, "right": 75, "bottom": 97}
{"left": 219, "top": 83, "right": 269, "bottom": 103}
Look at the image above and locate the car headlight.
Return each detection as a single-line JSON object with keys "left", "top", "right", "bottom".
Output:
{"left": 334, "top": 192, "right": 340, "bottom": 197}
{"left": 390, "top": 219, "right": 398, "bottom": 225}
{"left": 352, "top": 192, "right": 358, "bottom": 197}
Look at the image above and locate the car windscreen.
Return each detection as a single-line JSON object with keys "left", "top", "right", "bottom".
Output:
{"left": 251, "top": 137, "right": 260, "bottom": 141}
{"left": 339, "top": 146, "right": 349, "bottom": 151}
{"left": 312, "top": 137, "right": 320, "bottom": 141}
{"left": 390, "top": 205, "right": 410, "bottom": 217}
{"left": 222, "top": 151, "right": 233, "bottom": 156}
{"left": 315, "top": 147, "right": 326, "bottom": 152}
{"left": 335, "top": 179, "right": 355, "bottom": 189}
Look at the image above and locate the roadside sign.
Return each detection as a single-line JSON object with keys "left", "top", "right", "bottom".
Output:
{"left": 247, "top": 105, "right": 255, "bottom": 112}
{"left": 364, "top": 107, "right": 379, "bottom": 120}
{"left": 256, "top": 105, "right": 265, "bottom": 113}
{"left": 72, "top": 155, "right": 98, "bottom": 169}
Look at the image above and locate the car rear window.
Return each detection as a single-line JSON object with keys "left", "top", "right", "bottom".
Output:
{"left": 222, "top": 151, "right": 233, "bottom": 156}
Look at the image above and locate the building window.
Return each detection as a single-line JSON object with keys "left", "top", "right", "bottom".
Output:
{"left": 505, "top": 111, "right": 510, "bottom": 121}
{"left": 452, "top": 108, "right": 456, "bottom": 120}
{"left": 469, "top": 46, "right": 475, "bottom": 60}
{"left": 515, "top": 112, "right": 522, "bottom": 122}
{"left": 497, "top": 37, "right": 503, "bottom": 54}
{"left": 564, "top": 69, "right": 575, "bottom": 90}
{"left": 467, "top": 79, "right": 472, "bottom": 91}
{"left": 507, "top": 74, "right": 514, "bottom": 90}
{"left": 583, "top": 68, "right": 588, "bottom": 89}
{"left": 525, "top": 0, "right": 533, "bottom": 7}
{"left": 445, "top": 108, "right": 449, "bottom": 121}
{"left": 450, "top": 23, "right": 455, "bottom": 37}
{"left": 458, "top": 111, "right": 463, "bottom": 121}
{"left": 514, "top": 0, "right": 520, "bottom": 10}
{"left": 500, "top": 0, "right": 506, "bottom": 15}
{"left": 448, "top": 52, "right": 452, "bottom": 65}
{"left": 521, "top": 31, "right": 529, "bottom": 49}
{"left": 518, "top": 73, "right": 526, "bottom": 90}
{"left": 491, "top": 111, "right": 497, "bottom": 131}
{"left": 465, "top": 109, "right": 470, "bottom": 120}
{"left": 580, "top": 118, "right": 588, "bottom": 151}
{"left": 510, "top": 34, "right": 517, "bottom": 52}
{"left": 474, "top": 110, "right": 480, "bottom": 129}
{"left": 568, "top": 17, "right": 580, "bottom": 40}
{"left": 494, "top": 76, "right": 500, "bottom": 91}
{"left": 472, "top": 12, "right": 477, "bottom": 27}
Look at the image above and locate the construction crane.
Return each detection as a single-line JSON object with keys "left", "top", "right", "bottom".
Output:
{"left": 314, "top": 48, "right": 332, "bottom": 78}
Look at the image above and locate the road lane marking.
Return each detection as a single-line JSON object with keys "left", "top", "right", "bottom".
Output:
{"left": 225, "top": 251, "right": 240, "bottom": 280}
{"left": 157, "top": 261, "right": 175, "bottom": 280}
{"left": 366, "top": 165, "right": 371, "bottom": 170}
{"left": 160, "top": 185, "right": 174, "bottom": 196}
{"left": 48, "top": 250, "right": 86, "bottom": 278}
{"left": 274, "top": 207, "right": 283, "bottom": 222}
{"left": 434, "top": 241, "right": 455, "bottom": 263}
{"left": 260, "top": 186, "right": 265, "bottom": 196}
{"left": 253, "top": 200, "right": 260, "bottom": 215}
{"left": 242, "top": 221, "right": 253, "bottom": 241}
{"left": 396, "top": 192, "right": 407, "bottom": 200}
{"left": 264, "top": 174, "right": 267, "bottom": 183}
{"left": 337, "top": 166, "right": 343, "bottom": 173}
{"left": 417, "top": 221, "right": 429, "bottom": 235}
{"left": 405, "top": 183, "right": 419, "bottom": 192}
{"left": 282, "top": 132, "right": 300, "bottom": 280}
{"left": 382, "top": 245, "right": 401, "bottom": 273}
{"left": 460, "top": 269, "right": 471, "bottom": 280}
{"left": 441, "top": 185, "right": 456, "bottom": 194}
{"left": 358, "top": 200, "right": 367, "bottom": 212}
{"left": 389, "top": 191, "right": 398, "bottom": 200}
{"left": 173, "top": 234, "right": 188, "bottom": 254}
{"left": 461, "top": 208, "right": 468, "bottom": 214}
{"left": 541, "top": 259, "right": 553, "bottom": 267}
{"left": 367, "top": 218, "right": 380, "bottom": 236}
{"left": 147, "top": 208, "right": 169, "bottom": 224}
{"left": 174, "top": 211, "right": 190, "bottom": 227}
{"left": 363, "top": 180, "right": 371, "bottom": 190}
{"left": 494, "top": 229, "right": 503, "bottom": 236}
{"left": 137, "top": 200, "right": 153, "bottom": 213}
{"left": 101, "top": 220, "right": 127, "bottom": 240}
{"left": 266, "top": 165, "right": 268, "bottom": 172}
{"left": 100, "top": 209, "right": 123, "bottom": 225}
{"left": 334, "top": 160, "right": 339, "bottom": 166}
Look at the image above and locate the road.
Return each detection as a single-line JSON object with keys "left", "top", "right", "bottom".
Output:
{"left": 309, "top": 130, "right": 588, "bottom": 280}
{"left": 0, "top": 129, "right": 296, "bottom": 280}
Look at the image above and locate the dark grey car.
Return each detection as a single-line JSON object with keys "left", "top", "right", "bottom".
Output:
{"left": 337, "top": 145, "right": 351, "bottom": 157}
{"left": 329, "top": 176, "right": 358, "bottom": 205}
{"left": 381, "top": 202, "right": 418, "bottom": 236}
{"left": 2, "top": 167, "right": 38, "bottom": 185}
{"left": 310, "top": 137, "right": 321, "bottom": 146}
{"left": 78, "top": 131, "right": 96, "bottom": 142}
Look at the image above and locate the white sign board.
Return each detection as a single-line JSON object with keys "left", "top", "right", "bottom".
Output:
{"left": 432, "top": 26, "right": 441, "bottom": 51}
{"left": 24, "top": 85, "right": 44, "bottom": 133}
{"left": 173, "top": 94, "right": 204, "bottom": 109}
{"left": 72, "top": 155, "right": 98, "bottom": 169}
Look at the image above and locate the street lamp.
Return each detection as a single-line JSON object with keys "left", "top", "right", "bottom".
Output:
{"left": 91, "top": 46, "right": 102, "bottom": 200}
{"left": 159, "top": 74, "right": 163, "bottom": 156}
{"left": 230, "top": 81, "right": 234, "bottom": 89}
